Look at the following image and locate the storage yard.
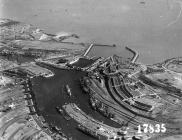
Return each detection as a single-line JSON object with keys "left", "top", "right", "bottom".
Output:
{"left": 0, "top": 16, "right": 182, "bottom": 140}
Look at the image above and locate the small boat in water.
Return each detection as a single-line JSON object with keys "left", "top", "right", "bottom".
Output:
{"left": 65, "top": 84, "right": 72, "bottom": 97}
{"left": 55, "top": 106, "right": 64, "bottom": 115}
{"left": 56, "top": 106, "right": 71, "bottom": 121}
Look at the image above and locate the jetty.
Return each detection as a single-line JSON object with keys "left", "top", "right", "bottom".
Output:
{"left": 83, "top": 44, "right": 94, "bottom": 56}
{"left": 125, "top": 46, "right": 139, "bottom": 63}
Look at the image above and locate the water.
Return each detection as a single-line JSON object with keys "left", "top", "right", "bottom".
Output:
{"left": 2, "top": 0, "right": 182, "bottom": 139}
{"left": 1, "top": 0, "right": 182, "bottom": 64}
{"left": 32, "top": 64, "right": 121, "bottom": 140}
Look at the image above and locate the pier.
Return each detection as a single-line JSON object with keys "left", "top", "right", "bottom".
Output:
{"left": 83, "top": 44, "right": 94, "bottom": 56}
{"left": 125, "top": 46, "right": 139, "bottom": 63}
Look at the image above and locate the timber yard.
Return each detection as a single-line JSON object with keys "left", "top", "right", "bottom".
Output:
{"left": 1, "top": 18, "right": 182, "bottom": 140}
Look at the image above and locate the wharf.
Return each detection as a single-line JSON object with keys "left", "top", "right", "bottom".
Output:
{"left": 63, "top": 103, "right": 126, "bottom": 139}
{"left": 19, "top": 62, "right": 54, "bottom": 78}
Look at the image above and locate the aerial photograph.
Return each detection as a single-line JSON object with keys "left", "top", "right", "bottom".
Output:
{"left": 1, "top": 0, "right": 182, "bottom": 140}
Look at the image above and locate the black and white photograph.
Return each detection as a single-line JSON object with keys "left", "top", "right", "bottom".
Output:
{"left": 0, "top": 0, "right": 182, "bottom": 140}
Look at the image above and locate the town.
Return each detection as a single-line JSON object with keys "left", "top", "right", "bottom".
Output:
{"left": 0, "top": 19, "right": 182, "bottom": 140}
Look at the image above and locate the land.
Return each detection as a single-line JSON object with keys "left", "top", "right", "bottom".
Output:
{"left": 80, "top": 53, "right": 182, "bottom": 139}
{"left": 0, "top": 18, "right": 86, "bottom": 140}
{"left": 0, "top": 19, "right": 182, "bottom": 140}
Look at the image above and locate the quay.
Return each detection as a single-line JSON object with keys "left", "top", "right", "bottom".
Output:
{"left": 63, "top": 103, "right": 126, "bottom": 140}
{"left": 1, "top": 18, "right": 182, "bottom": 140}
{"left": 0, "top": 71, "right": 62, "bottom": 140}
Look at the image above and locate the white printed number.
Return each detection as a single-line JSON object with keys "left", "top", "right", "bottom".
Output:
{"left": 137, "top": 124, "right": 166, "bottom": 134}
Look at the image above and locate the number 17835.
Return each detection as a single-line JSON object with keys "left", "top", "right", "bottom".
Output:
{"left": 137, "top": 124, "right": 166, "bottom": 134}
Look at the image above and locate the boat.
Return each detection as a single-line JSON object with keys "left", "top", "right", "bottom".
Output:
{"left": 55, "top": 106, "right": 64, "bottom": 115}
{"left": 57, "top": 106, "right": 71, "bottom": 121}
{"left": 51, "top": 126, "right": 67, "bottom": 137}
{"left": 65, "top": 84, "right": 72, "bottom": 97}
{"left": 77, "top": 124, "right": 100, "bottom": 140}
{"left": 44, "top": 72, "right": 54, "bottom": 78}
{"left": 63, "top": 115, "right": 71, "bottom": 121}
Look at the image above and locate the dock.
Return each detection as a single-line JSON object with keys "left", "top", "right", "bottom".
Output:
{"left": 63, "top": 103, "right": 126, "bottom": 139}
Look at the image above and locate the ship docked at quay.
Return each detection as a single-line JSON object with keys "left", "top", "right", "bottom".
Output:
{"left": 1, "top": 19, "right": 182, "bottom": 140}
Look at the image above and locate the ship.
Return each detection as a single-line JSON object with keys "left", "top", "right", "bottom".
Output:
{"left": 51, "top": 125, "right": 67, "bottom": 138}
{"left": 65, "top": 84, "right": 72, "bottom": 97}
{"left": 77, "top": 124, "right": 100, "bottom": 140}
{"left": 56, "top": 106, "right": 71, "bottom": 121}
{"left": 44, "top": 72, "right": 54, "bottom": 78}
{"left": 55, "top": 106, "right": 64, "bottom": 115}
